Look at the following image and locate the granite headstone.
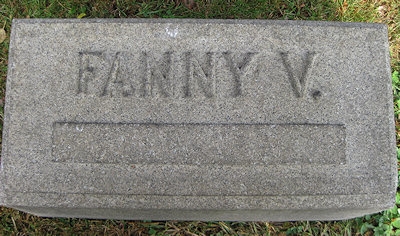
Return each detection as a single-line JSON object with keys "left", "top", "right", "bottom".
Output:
{"left": 0, "top": 19, "right": 396, "bottom": 221}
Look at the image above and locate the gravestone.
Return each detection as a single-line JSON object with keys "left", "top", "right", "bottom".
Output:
{"left": 0, "top": 18, "right": 397, "bottom": 221}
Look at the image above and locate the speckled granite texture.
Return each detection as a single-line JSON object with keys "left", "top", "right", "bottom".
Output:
{"left": 0, "top": 18, "right": 396, "bottom": 221}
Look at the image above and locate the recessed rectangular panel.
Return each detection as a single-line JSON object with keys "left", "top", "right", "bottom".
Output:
{"left": 52, "top": 122, "right": 346, "bottom": 165}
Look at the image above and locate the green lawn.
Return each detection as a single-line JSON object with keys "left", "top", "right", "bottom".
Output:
{"left": 0, "top": 0, "right": 399, "bottom": 235}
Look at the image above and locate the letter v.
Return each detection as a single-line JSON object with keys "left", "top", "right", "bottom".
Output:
{"left": 279, "top": 51, "right": 316, "bottom": 98}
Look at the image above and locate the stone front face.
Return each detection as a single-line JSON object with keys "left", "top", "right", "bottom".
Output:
{"left": 0, "top": 19, "right": 396, "bottom": 221}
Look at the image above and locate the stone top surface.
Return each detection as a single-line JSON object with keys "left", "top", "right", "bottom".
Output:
{"left": 0, "top": 18, "right": 397, "bottom": 220}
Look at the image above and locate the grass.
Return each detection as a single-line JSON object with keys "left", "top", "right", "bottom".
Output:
{"left": 0, "top": 0, "right": 399, "bottom": 235}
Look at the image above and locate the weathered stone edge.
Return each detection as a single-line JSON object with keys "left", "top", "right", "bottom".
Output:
{"left": 11, "top": 18, "right": 387, "bottom": 29}
{"left": 3, "top": 192, "right": 395, "bottom": 210}
{"left": 0, "top": 17, "right": 19, "bottom": 205}
{"left": 8, "top": 206, "right": 393, "bottom": 221}
{"left": 382, "top": 22, "right": 398, "bottom": 197}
